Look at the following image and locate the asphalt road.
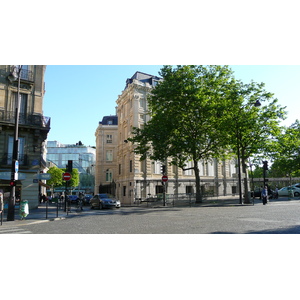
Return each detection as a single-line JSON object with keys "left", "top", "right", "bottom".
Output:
{"left": 4, "top": 199, "right": 300, "bottom": 234}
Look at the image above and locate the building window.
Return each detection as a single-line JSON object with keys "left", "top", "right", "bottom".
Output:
{"left": 123, "top": 186, "right": 126, "bottom": 196}
{"left": 106, "top": 150, "right": 113, "bottom": 161}
{"left": 130, "top": 160, "right": 132, "bottom": 172}
{"left": 186, "top": 186, "right": 194, "bottom": 194}
{"left": 106, "top": 170, "right": 112, "bottom": 182}
{"left": 119, "top": 164, "right": 121, "bottom": 175}
{"left": 184, "top": 161, "right": 193, "bottom": 176}
{"left": 7, "top": 136, "right": 25, "bottom": 165}
{"left": 106, "top": 135, "right": 112, "bottom": 143}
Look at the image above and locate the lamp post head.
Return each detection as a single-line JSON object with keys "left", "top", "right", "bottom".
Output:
{"left": 254, "top": 100, "right": 261, "bottom": 107}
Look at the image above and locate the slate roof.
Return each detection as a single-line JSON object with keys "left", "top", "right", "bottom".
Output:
{"left": 99, "top": 115, "right": 118, "bottom": 125}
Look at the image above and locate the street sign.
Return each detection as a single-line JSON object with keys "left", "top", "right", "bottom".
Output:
{"left": 0, "top": 172, "right": 26, "bottom": 180}
{"left": 162, "top": 175, "right": 168, "bottom": 182}
{"left": 38, "top": 173, "right": 52, "bottom": 180}
{"left": 63, "top": 172, "right": 72, "bottom": 181}
{"left": 15, "top": 161, "right": 19, "bottom": 173}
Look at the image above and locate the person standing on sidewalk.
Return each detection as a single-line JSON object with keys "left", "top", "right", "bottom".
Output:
{"left": 261, "top": 186, "right": 268, "bottom": 205}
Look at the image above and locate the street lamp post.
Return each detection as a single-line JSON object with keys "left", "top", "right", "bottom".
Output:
{"left": 236, "top": 100, "right": 261, "bottom": 205}
{"left": 7, "top": 65, "right": 22, "bottom": 221}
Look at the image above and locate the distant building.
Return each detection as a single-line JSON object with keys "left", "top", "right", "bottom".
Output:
{"left": 0, "top": 65, "right": 50, "bottom": 208}
{"left": 46, "top": 141, "right": 96, "bottom": 193}
{"left": 94, "top": 115, "right": 118, "bottom": 195}
{"left": 95, "top": 71, "right": 241, "bottom": 205}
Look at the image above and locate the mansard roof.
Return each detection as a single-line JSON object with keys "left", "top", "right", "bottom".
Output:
{"left": 125, "top": 71, "right": 161, "bottom": 89}
{"left": 99, "top": 115, "right": 118, "bottom": 125}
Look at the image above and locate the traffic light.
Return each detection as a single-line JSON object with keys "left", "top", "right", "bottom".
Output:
{"left": 160, "top": 165, "right": 166, "bottom": 174}
{"left": 67, "top": 160, "right": 73, "bottom": 172}
{"left": 9, "top": 180, "right": 16, "bottom": 187}
{"left": 263, "top": 161, "right": 269, "bottom": 171}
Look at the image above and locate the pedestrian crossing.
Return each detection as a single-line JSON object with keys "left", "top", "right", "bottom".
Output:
{"left": 0, "top": 226, "right": 32, "bottom": 234}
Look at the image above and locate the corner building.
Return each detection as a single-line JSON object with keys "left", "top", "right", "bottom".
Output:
{"left": 0, "top": 65, "right": 50, "bottom": 208}
{"left": 101, "top": 71, "right": 241, "bottom": 205}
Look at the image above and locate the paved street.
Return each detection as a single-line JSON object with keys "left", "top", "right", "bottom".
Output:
{"left": 1, "top": 198, "right": 300, "bottom": 233}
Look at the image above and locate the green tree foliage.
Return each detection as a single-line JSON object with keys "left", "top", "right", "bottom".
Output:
{"left": 47, "top": 166, "right": 80, "bottom": 188}
{"left": 47, "top": 166, "right": 63, "bottom": 187}
{"left": 268, "top": 120, "right": 300, "bottom": 178}
{"left": 129, "top": 65, "right": 288, "bottom": 204}
{"left": 62, "top": 168, "right": 80, "bottom": 188}
{"left": 222, "top": 79, "right": 287, "bottom": 202}
{"left": 129, "top": 65, "right": 235, "bottom": 202}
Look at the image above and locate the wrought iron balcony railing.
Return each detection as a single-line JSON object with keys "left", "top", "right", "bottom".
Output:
{"left": 0, "top": 111, "right": 50, "bottom": 129}
{"left": 19, "top": 69, "right": 34, "bottom": 82}
{"left": 1, "top": 153, "right": 29, "bottom": 166}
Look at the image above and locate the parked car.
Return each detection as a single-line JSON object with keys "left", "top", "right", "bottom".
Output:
{"left": 68, "top": 195, "right": 78, "bottom": 204}
{"left": 84, "top": 194, "right": 93, "bottom": 205}
{"left": 90, "top": 194, "right": 121, "bottom": 209}
{"left": 251, "top": 188, "right": 274, "bottom": 198}
{"left": 278, "top": 186, "right": 300, "bottom": 197}
{"left": 251, "top": 188, "right": 262, "bottom": 198}
{"left": 292, "top": 183, "right": 300, "bottom": 189}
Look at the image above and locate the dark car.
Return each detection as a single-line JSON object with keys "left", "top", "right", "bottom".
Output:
{"left": 83, "top": 194, "right": 93, "bottom": 205}
{"left": 251, "top": 188, "right": 262, "bottom": 198}
{"left": 90, "top": 194, "right": 121, "bottom": 209}
{"left": 68, "top": 195, "right": 78, "bottom": 204}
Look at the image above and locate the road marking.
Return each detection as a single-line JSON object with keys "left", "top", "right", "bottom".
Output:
{"left": 239, "top": 218, "right": 282, "bottom": 223}
{"left": 0, "top": 227, "right": 32, "bottom": 234}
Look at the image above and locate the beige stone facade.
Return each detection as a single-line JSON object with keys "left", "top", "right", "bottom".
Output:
{"left": 0, "top": 65, "right": 50, "bottom": 208}
{"left": 94, "top": 115, "right": 118, "bottom": 195}
{"left": 96, "top": 72, "right": 241, "bottom": 205}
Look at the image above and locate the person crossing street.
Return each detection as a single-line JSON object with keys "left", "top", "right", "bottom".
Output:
{"left": 261, "top": 186, "right": 268, "bottom": 205}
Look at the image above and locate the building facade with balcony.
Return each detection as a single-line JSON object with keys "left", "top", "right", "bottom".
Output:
{"left": 46, "top": 141, "right": 96, "bottom": 194}
{"left": 0, "top": 65, "right": 50, "bottom": 208}
{"left": 96, "top": 71, "right": 241, "bottom": 205}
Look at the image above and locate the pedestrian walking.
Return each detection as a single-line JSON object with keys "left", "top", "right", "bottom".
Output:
{"left": 261, "top": 186, "right": 268, "bottom": 205}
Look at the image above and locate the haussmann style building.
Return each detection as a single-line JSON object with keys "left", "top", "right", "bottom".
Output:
{"left": 0, "top": 65, "right": 50, "bottom": 208}
{"left": 95, "top": 71, "right": 242, "bottom": 205}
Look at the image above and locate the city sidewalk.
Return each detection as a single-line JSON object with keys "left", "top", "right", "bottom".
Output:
{"left": 1, "top": 195, "right": 299, "bottom": 226}
{"left": 0, "top": 203, "right": 72, "bottom": 226}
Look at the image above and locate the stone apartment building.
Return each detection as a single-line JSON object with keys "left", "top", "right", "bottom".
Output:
{"left": 94, "top": 115, "right": 118, "bottom": 195}
{"left": 0, "top": 65, "right": 50, "bottom": 208}
{"left": 96, "top": 71, "right": 240, "bottom": 205}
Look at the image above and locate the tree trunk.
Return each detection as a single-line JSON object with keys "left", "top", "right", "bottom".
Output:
{"left": 194, "top": 160, "right": 202, "bottom": 203}
{"left": 242, "top": 158, "right": 250, "bottom": 203}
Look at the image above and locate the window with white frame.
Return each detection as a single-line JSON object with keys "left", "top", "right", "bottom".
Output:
{"left": 106, "top": 150, "right": 113, "bottom": 161}
{"left": 207, "top": 161, "right": 215, "bottom": 176}
{"left": 106, "top": 170, "right": 112, "bottom": 182}
{"left": 184, "top": 161, "right": 193, "bottom": 175}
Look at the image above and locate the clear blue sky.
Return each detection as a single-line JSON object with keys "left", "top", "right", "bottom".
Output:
{"left": 44, "top": 65, "right": 300, "bottom": 147}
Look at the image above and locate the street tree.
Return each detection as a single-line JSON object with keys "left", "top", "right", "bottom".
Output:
{"left": 223, "top": 79, "right": 287, "bottom": 202}
{"left": 129, "top": 65, "right": 235, "bottom": 203}
{"left": 47, "top": 166, "right": 63, "bottom": 188}
{"left": 268, "top": 120, "right": 300, "bottom": 179}
{"left": 62, "top": 167, "right": 80, "bottom": 189}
